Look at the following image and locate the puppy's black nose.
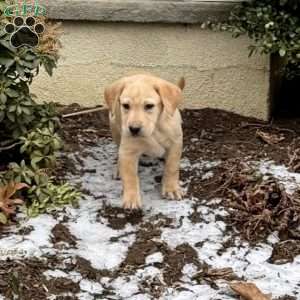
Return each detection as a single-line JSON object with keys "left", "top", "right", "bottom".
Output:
{"left": 129, "top": 126, "right": 141, "bottom": 136}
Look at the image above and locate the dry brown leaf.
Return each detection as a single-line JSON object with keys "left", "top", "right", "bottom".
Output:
{"left": 230, "top": 282, "right": 272, "bottom": 300}
{"left": 219, "top": 159, "right": 300, "bottom": 242}
{"left": 0, "top": 182, "right": 28, "bottom": 216}
{"left": 37, "top": 18, "right": 63, "bottom": 59}
{"left": 192, "top": 266, "right": 240, "bottom": 290}
{"left": 256, "top": 130, "right": 285, "bottom": 145}
{"left": 288, "top": 146, "right": 300, "bottom": 172}
{"left": 203, "top": 267, "right": 239, "bottom": 281}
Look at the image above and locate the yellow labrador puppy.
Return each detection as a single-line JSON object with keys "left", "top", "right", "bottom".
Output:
{"left": 104, "top": 74, "right": 185, "bottom": 209}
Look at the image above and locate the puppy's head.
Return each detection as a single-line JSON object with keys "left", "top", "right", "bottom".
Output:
{"left": 104, "top": 75, "right": 184, "bottom": 138}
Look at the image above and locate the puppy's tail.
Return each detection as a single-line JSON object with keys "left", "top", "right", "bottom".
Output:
{"left": 177, "top": 77, "right": 185, "bottom": 90}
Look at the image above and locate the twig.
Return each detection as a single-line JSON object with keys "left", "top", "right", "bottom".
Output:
{"left": 240, "top": 122, "right": 295, "bottom": 135}
{"left": 0, "top": 141, "right": 22, "bottom": 152}
{"left": 62, "top": 107, "right": 105, "bottom": 118}
{"left": 208, "top": 167, "right": 235, "bottom": 198}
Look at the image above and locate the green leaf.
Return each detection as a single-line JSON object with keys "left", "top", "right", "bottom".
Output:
{"left": 7, "top": 112, "right": 15, "bottom": 122}
{"left": 16, "top": 64, "right": 25, "bottom": 78}
{"left": 0, "top": 57, "right": 14, "bottom": 67}
{"left": 0, "top": 93, "right": 7, "bottom": 104}
{"left": 31, "top": 156, "right": 43, "bottom": 170}
{"left": 22, "top": 107, "right": 31, "bottom": 115}
{"left": 5, "top": 88, "right": 19, "bottom": 98}
{"left": 53, "top": 139, "right": 61, "bottom": 150}
{"left": 20, "top": 143, "right": 27, "bottom": 154}
{"left": 8, "top": 105, "right": 16, "bottom": 112}
{"left": 279, "top": 49, "right": 286, "bottom": 57}
{"left": 0, "top": 213, "right": 7, "bottom": 224}
{"left": 0, "top": 1, "right": 7, "bottom": 12}
{"left": 17, "top": 105, "right": 22, "bottom": 115}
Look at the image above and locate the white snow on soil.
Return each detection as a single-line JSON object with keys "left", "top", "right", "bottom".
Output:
{"left": 0, "top": 214, "right": 57, "bottom": 258}
{"left": 145, "top": 252, "right": 164, "bottom": 264}
{"left": 66, "top": 196, "right": 136, "bottom": 270}
{"left": 259, "top": 160, "right": 300, "bottom": 193}
{"left": 0, "top": 138, "right": 299, "bottom": 299}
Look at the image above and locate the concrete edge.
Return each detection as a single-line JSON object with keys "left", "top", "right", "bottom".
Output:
{"left": 42, "top": 0, "right": 241, "bottom": 23}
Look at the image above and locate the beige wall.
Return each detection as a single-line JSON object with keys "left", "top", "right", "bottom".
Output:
{"left": 32, "top": 21, "right": 271, "bottom": 120}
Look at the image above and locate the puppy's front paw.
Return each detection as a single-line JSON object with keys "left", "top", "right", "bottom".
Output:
{"left": 162, "top": 181, "right": 184, "bottom": 200}
{"left": 122, "top": 192, "right": 142, "bottom": 210}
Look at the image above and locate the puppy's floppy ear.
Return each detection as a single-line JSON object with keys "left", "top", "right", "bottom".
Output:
{"left": 177, "top": 77, "right": 185, "bottom": 91}
{"left": 104, "top": 79, "right": 126, "bottom": 113}
{"left": 154, "top": 79, "right": 183, "bottom": 116}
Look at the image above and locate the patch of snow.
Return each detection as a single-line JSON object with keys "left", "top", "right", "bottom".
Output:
{"left": 145, "top": 252, "right": 164, "bottom": 264}
{"left": 76, "top": 292, "right": 95, "bottom": 300}
{"left": 181, "top": 263, "right": 198, "bottom": 282}
{"left": 136, "top": 266, "right": 162, "bottom": 281}
{"left": 201, "top": 171, "right": 214, "bottom": 180}
{"left": 259, "top": 160, "right": 300, "bottom": 193}
{"left": 162, "top": 283, "right": 233, "bottom": 300}
{"left": 161, "top": 211, "right": 225, "bottom": 250}
{"left": 266, "top": 232, "right": 280, "bottom": 245}
{"left": 110, "top": 267, "right": 164, "bottom": 299}
{"left": 44, "top": 269, "right": 82, "bottom": 283}
{"left": 112, "top": 276, "right": 140, "bottom": 298}
{"left": 127, "top": 295, "right": 152, "bottom": 300}
{"left": 80, "top": 279, "right": 103, "bottom": 294}
{"left": 67, "top": 196, "right": 136, "bottom": 270}
{"left": 0, "top": 214, "right": 57, "bottom": 259}
{"left": 100, "top": 277, "right": 111, "bottom": 286}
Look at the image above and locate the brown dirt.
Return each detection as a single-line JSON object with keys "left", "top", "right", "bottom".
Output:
{"left": 163, "top": 243, "right": 199, "bottom": 285}
{"left": 97, "top": 204, "right": 144, "bottom": 230}
{"left": 268, "top": 240, "right": 300, "bottom": 264}
{"left": 0, "top": 258, "right": 79, "bottom": 300}
{"left": 182, "top": 109, "right": 300, "bottom": 165}
{"left": 51, "top": 223, "right": 77, "bottom": 247}
{"left": 119, "top": 217, "right": 171, "bottom": 270}
{"left": 72, "top": 256, "right": 110, "bottom": 281}
{"left": 117, "top": 215, "right": 199, "bottom": 296}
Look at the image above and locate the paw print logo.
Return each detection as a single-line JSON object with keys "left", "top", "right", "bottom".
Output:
{"left": 4, "top": 16, "right": 45, "bottom": 48}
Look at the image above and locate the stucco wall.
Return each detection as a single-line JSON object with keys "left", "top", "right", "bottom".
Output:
{"left": 32, "top": 21, "right": 271, "bottom": 120}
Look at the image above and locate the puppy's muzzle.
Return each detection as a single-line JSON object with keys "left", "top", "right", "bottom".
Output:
{"left": 129, "top": 126, "right": 141, "bottom": 136}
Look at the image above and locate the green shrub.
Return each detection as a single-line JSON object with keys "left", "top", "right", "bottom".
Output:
{"left": 20, "top": 127, "right": 62, "bottom": 170}
{"left": 0, "top": 8, "right": 80, "bottom": 222}
{"left": 27, "top": 181, "right": 80, "bottom": 217}
{"left": 0, "top": 163, "right": 80, "bottom": 218}
{"left": 207, "top": 0, "right": 300, "bottom": 78}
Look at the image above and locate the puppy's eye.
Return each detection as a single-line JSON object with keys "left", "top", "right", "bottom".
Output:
{"left": 145, "top": 104, "right": 154, "bottom": 110}
{"left": 122, "top": 103, "right": 130, "bottom": 110}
